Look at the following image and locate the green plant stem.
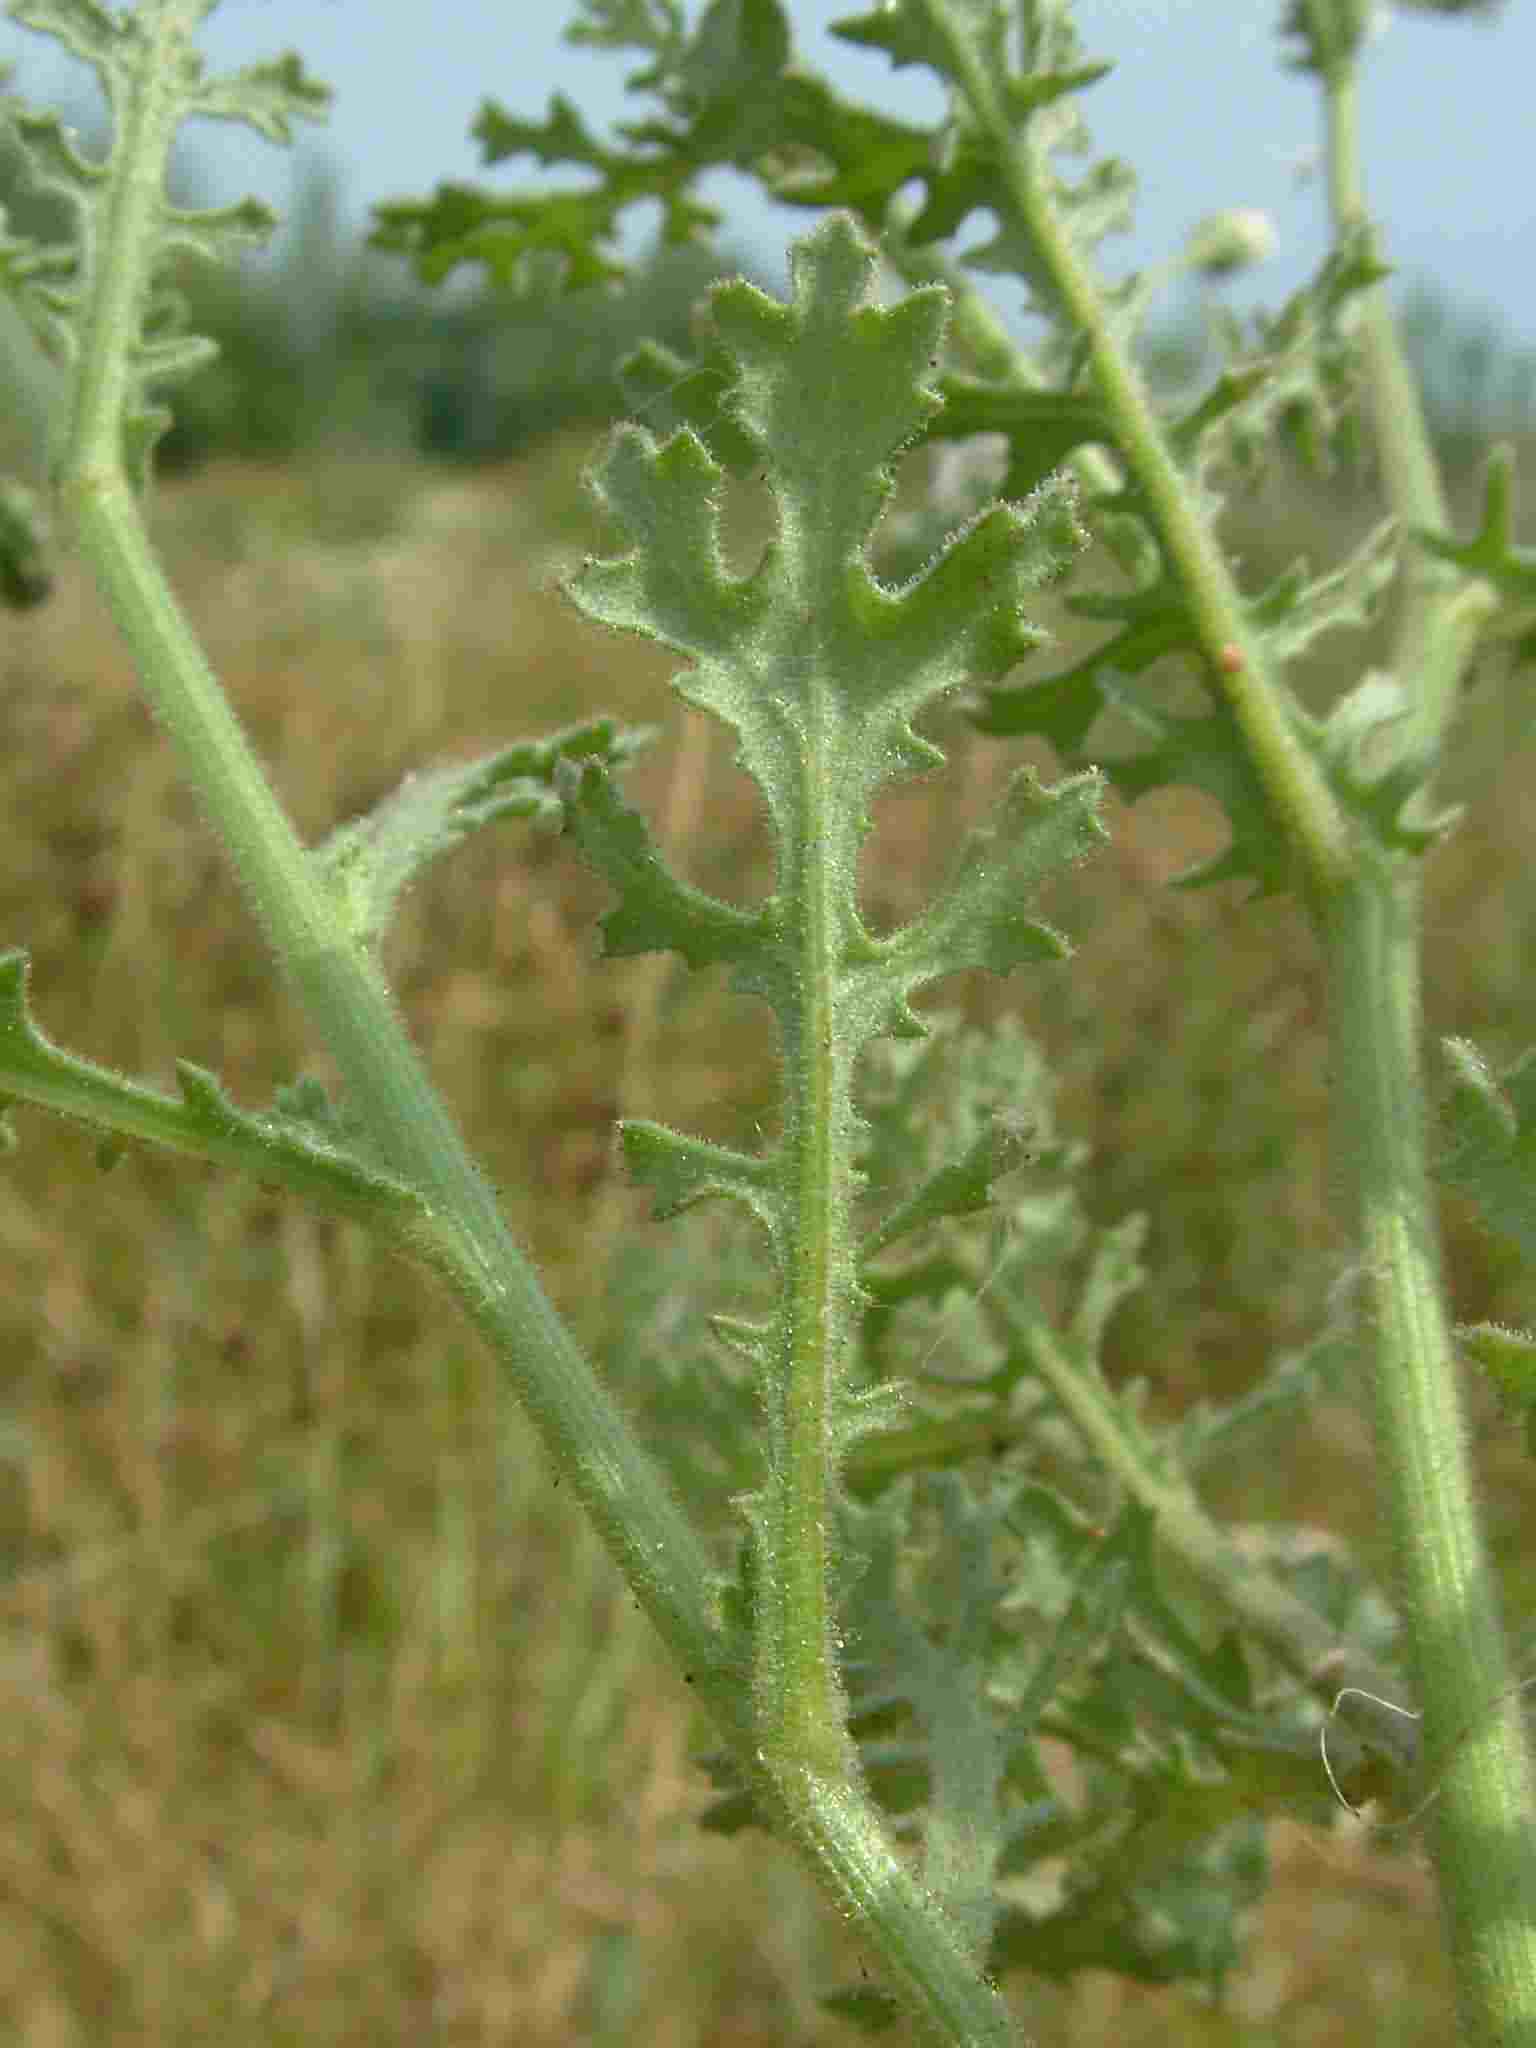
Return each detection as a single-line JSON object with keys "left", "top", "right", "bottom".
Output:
{"left": 913, "top": 2, "right": 1536, "bottom": 2032}
{"left": 901, "top": 0, "right": 1411, "bottom": 1714}
{"left": 759, "top": 808, "right": 859, "bottom": 1778}
{"left": 1324, "top": 861, "right": 1536, "bottom": 2041}
{"left": 999, "top": 1291, "right": 1413, "bottom": 1710}
{"left": 1307, "top": 26, "right": 1536, "bottom": 2039}
{"left": 59, "top": 493, "right": 1023, "bottom": 2048}
{"left": 742, "top": 655, "right": 1023, "bottom": 2038}
{"left": 915, "top": 0, "right": 1356, "bottom": 901}
{"left": 883, "top": 228, "right": 1141, "bottom": 571}
{"left": 64, "top": 462, "right": 734, "bottom": 1706}
{"left": 53, "top": 0, "right": 737, "bottom": 1778}
{"left": 41, "top": 13, "right": 1029, "bottom": 2034}
{"left": 1314, "top": 34, "right": 1496, "bottom": 767}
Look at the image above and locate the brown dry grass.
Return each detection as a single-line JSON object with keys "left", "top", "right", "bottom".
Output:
{"left": 1, "top": 430, "right": 1532, "bottom": 2043}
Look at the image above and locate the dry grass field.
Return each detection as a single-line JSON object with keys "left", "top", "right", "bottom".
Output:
{"left": 1, "top": 428, "right": 1533, "bottom": 2043}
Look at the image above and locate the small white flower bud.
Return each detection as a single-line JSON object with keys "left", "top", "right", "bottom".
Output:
{"left": 1184, "top": 209, "right": 1279, "bottom": 279}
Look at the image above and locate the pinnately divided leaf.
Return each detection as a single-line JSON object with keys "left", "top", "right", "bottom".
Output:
{"left": 561, "top": 216, "right": 1107, "bottom": 1888}
{"left": 2, "top": 0, "right": 329, "bottom": 486}
{"left": 562, "top": 211, "right": 1106, "bottom": 1076}
{"left": 0, "top": 949, "right": 430, "bottom": 1241}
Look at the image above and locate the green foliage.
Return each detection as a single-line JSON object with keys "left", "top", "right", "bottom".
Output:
{"left": 318, "top": 717, "right": 649, "bottom": 960}
{"left": 0, "top": 943, "right": 429, "bottom": 1219}
{"left": 0, "top": 711, "right": 649, "bottom": 1193}
{"left": 1415, "top": 441, "right": 1536, "bottom": 679}
{"left": 0, "top": 471, "right": 50, "bottom": 604}
{"left": 1439, "top": 1037, "right": 1536, "bottom": 1267}
{"left": 378, "top": 0, "right": 1430, "bottom": 897}
{"left": 557, "top": 241, "right": 1109, "bottom": 1998}
{"left": 0, "top": 91, "right": 738, "bottom": 474}
{"left": 1458, "top": 1323, "right": 1536, "bottom": 1455}
{"left": 9, "top": 0, "right": 1536, "bottom": 2039}
{"left": 1, "top": 0, "right": 328, "bottom": 489}
{"left": 616, "top": 1001, "right": 1405, "bottom": 2011}
{"left": 561, "top": 215, "right": 1105, "bottom": 1061}
{"left": 367, "top": 0, "right": 1536, "bottom": 2029}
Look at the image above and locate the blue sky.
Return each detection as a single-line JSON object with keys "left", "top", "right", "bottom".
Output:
{"left": 4, "top": 1, "right": 1532, "bottom": 354}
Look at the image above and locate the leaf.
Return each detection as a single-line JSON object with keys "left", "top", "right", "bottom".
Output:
{"left": 1458, "top": 1322, "right": 1536, "bottom": 1415}
{"left": 2, "top": 0, "right": 329, "bottom": 486}
{"left": 1073, "top": 668, "right": 1300, "bottom": 896}
{"left": 1173, "top": 229, "right": 1386, "bottom": 502}
{"left": 1417, "top": 444, "right": 1536, "bottom": 598}
{"left": 975, "top": 508, "right": 1400, "bottom": 894}
{"left": 563, "top": 223, "right": 1111, "bottom": 1916}
{"left": 1415, "top": 445, "right": 1536, "bottom": 669}
{"left": 1437, "top": 1037, "right": 1536, "bottom": 1264}
{"left": 1249, "top": 518, "right": 1400, "bottom": 665}
{"left": 0, "top": 949, "right": 429, "bottom": 1238}
{"left": 565, "top": 214, "right": 1102, "bottom": 1018}
{"left": 190, "top": 52, "right": 331, "bottom": 145}
{"left": 1307, "top": 668, "right": 1461, "bottom": 852}
{"left": 0, "top": 476, "right": 52, "bottom": 609}
{"left": 925, "top": 378, "right": 1115, "bottom": 501}
{"left": 619, "top": 1119, "right": 779, "bottom": 1236}
{"left": 618, "top": 338, "right": 760, "bottom": 475}
{"left": 861, "top": 1093, "right": 1045, "bottom": 1262}
{"left": 882, "top": 766, "right": 1106, "bottom": 1000}
{"left": 558, "top": 757, "right": 766, "bottom": 971}
{"left": 372, "top": 0, "right": 893, "bottom": 291}
{"left": 836, "top": 1476, "right": 1025, "bottom": 1962}
{"left": 313, "top": 718, "right": 649, "bottom": 958}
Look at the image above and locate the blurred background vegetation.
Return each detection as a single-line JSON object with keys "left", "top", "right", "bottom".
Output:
{"left": 0, "top": 137, "right": 774, "bottom": 482}
{"left": 3, "top": 130, "right": 1536, "bottom": 2046}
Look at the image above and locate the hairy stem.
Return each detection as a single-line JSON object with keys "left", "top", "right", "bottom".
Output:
{"left": 66, "top": 461, "right": 739, "bottom": 1735}
{"left": 915, "top": 0, "right": 1356, "bottom": 900}
{"left": 906, "top": 2, "right": 1536, "bottom": 2033}
{"left": 1323, "top": 862, "right": 1536, "bottom": 2042}
{"left": 41, "top": 11, "right": 1036, "bottom": 2038}
{"left": 1307, "top": 18, "right": 1536, "bottom": 2034}
{"left": 52, "top": 0, "right": 738, "bottom": 1800}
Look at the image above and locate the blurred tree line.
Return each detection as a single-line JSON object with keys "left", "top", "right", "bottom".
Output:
{"left": 0, "top": 129, "right": 1532, "bottom": 484}
{"left": 0, "top": 138, "right": 756, "bottom": 476}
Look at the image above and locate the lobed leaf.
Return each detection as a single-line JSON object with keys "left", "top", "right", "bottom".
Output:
{"left": 571, "top": 217, "right": 1094, "bottom": 893}
{"left": 3, "top": 0, "right": 329, "bottom": 484}
{"left": 1458, "top": 1322, "right": 1536, "bottom": 1416}
{"left": 976, "top": 509, "right": 1402, "bottom": 893}
{"left": 314, "top": 718, "right": 650, "bottom": 959}
{"left": 1306, "top": 669, "right": 1462, "bottom": 852}
{"left": 619, "top": 1119, "right": 780, "bottom": 1237}
{"left": 0, "top": 950, "right": 429, "bottom": 1236}
{"left": 1416, "top": 444, "right": 1536, "bottom": 669}
{"left": 1437, "top": 1037, "right": 1536, "bottom": 1265}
